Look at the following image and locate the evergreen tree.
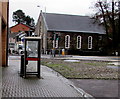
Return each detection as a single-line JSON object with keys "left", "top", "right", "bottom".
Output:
{"left": 12, "top": 9, "right": 35, "bottom": 27}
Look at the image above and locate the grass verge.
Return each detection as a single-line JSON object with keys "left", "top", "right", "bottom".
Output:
{"left": 41, "top": 59, "right": 119, "bottom": 80}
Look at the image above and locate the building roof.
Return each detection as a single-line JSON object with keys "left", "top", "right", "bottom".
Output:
{"left": 10, "top": 23, "right": 34, "bottom": 33}
{"left": 42, "top": 13, "right": 105, "bottom": 34}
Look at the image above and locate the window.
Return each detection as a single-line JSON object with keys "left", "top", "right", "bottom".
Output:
{"left": 77, "top": 36, "right": 82, "bottom": 49}
{"left": 65, "top": 35, "right": 70, "bottom": 48}
{"left": 55, "top": 40, "right": 58, "bottom": 48}
{"left": 52, "top": 33, "right": 59, "bottom": 48}
{"left": 88, "top": 36, "right": 92, "bottom": 49}
{"left": 53, "top": 40, "right": 58, "bottom": 48}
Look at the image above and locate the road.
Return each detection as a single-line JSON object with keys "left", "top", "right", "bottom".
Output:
{"left": 41, "top": 54, "right": 120, "bottom": 62}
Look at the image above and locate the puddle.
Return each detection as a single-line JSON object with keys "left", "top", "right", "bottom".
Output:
{"left": 108, "top": 62, "right": 120, "bottom": 66}
{"left": 64, "top": 60, "right": 80, "bottom": 62}
{"left": 107, "top": 65, "right": 120, "bottom": 69}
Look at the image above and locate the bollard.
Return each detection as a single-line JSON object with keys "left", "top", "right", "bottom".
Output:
{"left": 20, "top": 55, "right": 24, "bottom": 77}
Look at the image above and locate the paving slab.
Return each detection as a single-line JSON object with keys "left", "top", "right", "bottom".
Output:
{"left": 2, "top": 56, "right": 84, "bottom": 98}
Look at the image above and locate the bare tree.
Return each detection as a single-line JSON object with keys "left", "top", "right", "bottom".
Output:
{"left": 93, "top": 0, "right": 119, "bottom": 54}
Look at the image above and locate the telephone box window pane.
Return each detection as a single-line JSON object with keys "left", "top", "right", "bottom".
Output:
{"left": 26, "top": 41, "right": 38, "bottom": 57}
{"left": 26, "top": 61, "right": 37, "bottom": 72}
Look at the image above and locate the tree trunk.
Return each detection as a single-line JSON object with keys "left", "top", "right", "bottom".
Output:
{"left": 99, "top": 2, "right": 109, "bottom": 47}
{"left": 112, "top": 1, "right": 117, "bottom": 49}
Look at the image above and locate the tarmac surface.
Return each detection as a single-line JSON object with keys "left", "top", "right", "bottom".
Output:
{"left": 70, "top": 79, "right": 119, "bottom": 98}
{"left": 2, "top": 56, "right": 86, "bottom": 98}
{"left": 42, "top": 55, "right": 120, "bottom": 62}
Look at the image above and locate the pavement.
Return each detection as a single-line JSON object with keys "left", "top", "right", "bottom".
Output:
{"left": 2, "top": 55, "right": 92, "bottom": 98}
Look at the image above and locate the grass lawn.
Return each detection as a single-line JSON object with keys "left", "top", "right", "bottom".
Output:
{"left": 41, "top": 59, "right": 119, "bottom": 80}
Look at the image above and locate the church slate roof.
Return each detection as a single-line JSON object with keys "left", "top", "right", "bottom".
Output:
{"left": 42, "top": 13, "right": 105, "bottom": 34}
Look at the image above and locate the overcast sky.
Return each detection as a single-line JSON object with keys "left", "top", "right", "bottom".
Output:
{"left": 9, "top": 0, "right": 97, "bottom": 27}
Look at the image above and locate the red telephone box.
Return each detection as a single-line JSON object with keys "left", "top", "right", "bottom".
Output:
{"left": 21, "top": 37, "right": 41, "bottom": 78}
